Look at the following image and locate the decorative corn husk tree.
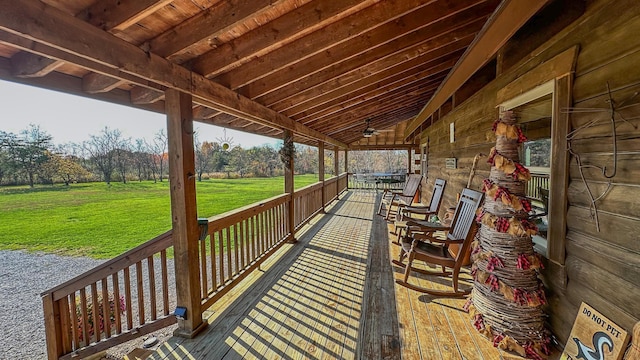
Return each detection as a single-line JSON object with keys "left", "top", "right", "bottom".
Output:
{"left": 465, "top": 111, "right": 550, "bottom": 359}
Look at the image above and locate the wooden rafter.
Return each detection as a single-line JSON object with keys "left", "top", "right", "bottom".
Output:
{"left": 0, "top": 0, "right": 346, "bottom": 148}
{"left": 404, "top": 0, "right": 551, "bottom": 138}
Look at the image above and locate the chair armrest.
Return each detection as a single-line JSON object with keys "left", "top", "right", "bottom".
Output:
{"left": 405, "top": 219, "right": 450, "bottom": 232}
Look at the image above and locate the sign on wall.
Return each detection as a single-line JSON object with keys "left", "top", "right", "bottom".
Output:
{"left": 561, "top": 303, "right": 629, "bottom": 360}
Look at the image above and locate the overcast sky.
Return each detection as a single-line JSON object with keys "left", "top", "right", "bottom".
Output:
{"left": 0, "top": 80, "right": 278, "bottom": 148}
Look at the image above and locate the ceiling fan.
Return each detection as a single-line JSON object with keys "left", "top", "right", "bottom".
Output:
{"left": 362, "top": 119, "right": 394, "bottom": 138}
{"left": 362, "top": 119, "right": 379, "bottom": 138}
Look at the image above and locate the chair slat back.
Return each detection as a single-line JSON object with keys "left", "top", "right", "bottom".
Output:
{"left": 402, "top": 174, "right": 422, "bottom": 197}
{"left": 448, "top": 188, "right": 484, "bottom": 242}
{"left": 426, "top": 179, "right": 447, "bottom": 213}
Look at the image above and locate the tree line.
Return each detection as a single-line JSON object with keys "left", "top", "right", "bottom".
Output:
{"left": 0, "top": 124, "right": 408, "bottom": 187}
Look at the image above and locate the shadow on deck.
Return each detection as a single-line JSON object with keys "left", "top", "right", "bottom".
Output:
{"left": 146, "top": 190, "right": 557, "bottom": 359}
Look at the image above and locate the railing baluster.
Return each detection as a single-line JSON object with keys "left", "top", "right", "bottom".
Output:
{"left": 251, "top": 216, "right": 257, "bottom": 262}
{"left": 200, "top": 234, "right": 207, "bottom": 298}
{"left": 136, "top": 261, "right": 145, "bottom": 326}
{"left": 239, "top": 220, "right": 246, "bottom": 269}
{"left": 101, "top": 278, "right": 111, "bottom": 338}
{"left": 218, "top": 230, "right": 224, "bottom": 285}
{"left": 233, "top": 223, "right": 239, "bottom": 276}
{"left": 209, "top": 230, "right": 216, "bottom": 291}
{"left": 112, "top": 273, "right": 122, "bottom": 334}
{"left": 148, "top": 256, "right": 157, "bottom": 321}
{"left": 226, "top": 227, "right": 232, "bottom": 281}
{"left": 161, "top": 250, "right": 169, "bottom": 316}
{"left": 91, "top": 283, "right": 100, "bottom": 342}
{"left": 79, "top": 288, "right": 89, "bottom": 347}
{"left": 123, "top": 267, "right": 133, "bottom": 330}
{"left": 69, "top": 291, "right": 79, "bottom": 349}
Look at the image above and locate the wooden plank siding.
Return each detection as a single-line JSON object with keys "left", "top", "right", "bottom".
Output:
{"left": 417, "top": 0, "right": 640, "bottom": 345}
{"left": 145, "top": 191, "right": 557, "bottom": 359}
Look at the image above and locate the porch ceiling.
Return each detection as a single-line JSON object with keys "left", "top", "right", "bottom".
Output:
{"left": 0, "top": 0, "right": 502, "bottom": 148}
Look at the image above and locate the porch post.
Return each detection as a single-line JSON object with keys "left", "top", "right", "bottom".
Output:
{"left": 166, "top": 89, "right": 206, "bottom": 338}
{"left": 318, "top": 141, "right": 325, "bottom": 211}
{"left": 334, "top": 146, "right": 340, "bottom": 199}
{"left": 407, "top": 148, "right": 412, "bottom": 174}
{"left": 344, "top": 150, "right": 349, "bottom": 189}
{"left": 283, "top": 130, "right": 296, "bottom": 243}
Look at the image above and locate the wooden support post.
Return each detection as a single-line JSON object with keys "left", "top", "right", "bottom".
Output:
{"left": 334, "top": 147, "right": 340, "bottom": 199}
{"left": 344, "top": 150, "right": 349, "bottom": 189}
{"left": 318, "top": 142, "right": 325, "bottom": 212}
{"left": 408, "top": 148, "right": 412, "bottom": 174}
{"left": 283, "top": 130, "right": 296, "bottom": 243}
{"left": 166, "top": 89, "right": 207, "bottom": 338}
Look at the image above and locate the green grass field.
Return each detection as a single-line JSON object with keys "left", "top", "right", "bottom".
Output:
{"left": 0, "top": 174, "right": 320, "bottom": 258}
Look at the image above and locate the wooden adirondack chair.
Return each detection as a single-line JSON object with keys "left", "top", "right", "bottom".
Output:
{"left": 377, "top": 173, "right": 422, "bottom": 220}
{"left": 393, "top": 178, "right": 446, "bottom": 243}
{"left": 393, "top": 188, "right": 484, "bottom": 297}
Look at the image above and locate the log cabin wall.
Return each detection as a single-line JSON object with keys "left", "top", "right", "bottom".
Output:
{"left": 418, "top": 0, "right": 640, "bottom": 345}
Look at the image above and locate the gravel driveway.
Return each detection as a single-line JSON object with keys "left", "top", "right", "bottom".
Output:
{"left": 0, "top": 250, "right": 178, "bottom": 359}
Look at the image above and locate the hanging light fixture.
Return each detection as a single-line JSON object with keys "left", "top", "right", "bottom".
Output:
{"left": 362, "top": 119, "right": 378, "bottom": 138}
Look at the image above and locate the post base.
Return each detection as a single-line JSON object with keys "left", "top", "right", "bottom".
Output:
{"left": 173, "top": 320, "right": 208, "bottom": 339}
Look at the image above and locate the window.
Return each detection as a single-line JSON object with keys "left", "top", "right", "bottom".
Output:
{"left": 503, "top": 88, "right": 552, "bottom": 254}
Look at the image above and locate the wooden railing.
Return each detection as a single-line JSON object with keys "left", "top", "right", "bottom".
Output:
{"left": 42, "top": 231, "right": 176, "bottom": 360}
{"left": 199, "top": 193, "right": 291, "bottom": 310}
{"left": 293, "top": 182, "right": 324, "bottom": 230}
{"left": 43, "top": 174, "right": 350, "bottom": 359}
{"left": 526, "top": 170, "right": 550, "bottom": 200}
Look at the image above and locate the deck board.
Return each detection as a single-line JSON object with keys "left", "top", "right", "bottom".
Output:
{"left": 147, "top": 191, "right": 559, "bottom": 360}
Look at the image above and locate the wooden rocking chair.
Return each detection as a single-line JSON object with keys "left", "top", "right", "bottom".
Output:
{"left": 393, "top": 188, "right": 484, "bottom": 297}
{"left": 377, "top": 173, "right": 422, "bottom": 220}
{"left": 393, "top": 178, "right": 446, "bottom": 243}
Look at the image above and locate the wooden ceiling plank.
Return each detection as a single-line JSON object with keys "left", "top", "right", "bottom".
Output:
{"left": 320, "top": 99, "right": 426, "bottom": 133}
{"left": 281, "top": 45, "right": 466, "bottom": 115}
{"left": 235, "top": 1, "right": 495, "bottom": 98}
{"left": 300, "top": 77, "right": 445, "bottom": 130}
{"left": 76, "top": 0, "right": 176, "bottom": 93}
{"left": 257, "top": 23, "right": 482, "bottom": 108}
{"left": 214, "top": 0, "right": 449, "bottom": 89}
{"left": 192, "top": 0, "right": 377, "bottom": 78}
{"left": 322, "top": 105, "right": 426, "bottom": 139}
{"left": 405, "top": 0, "right": 551, "bottom": 138}
{"left": 293, "top": 60, "right": 455, "bottom": 122}
{"left": 78, "top": 0, "right": 174, "bottom": 32}
{"left": 10, "top": 51, "right": 62, "bottom": 77}
{"left": 8, "top": 0, "right": 169, "bottom": 79}
{"left": 306, "top": 81, "right": 441, "bottom": 129}
{"left": 0, "top": 0, "right": 345, "bottom": 148}
{"left": 148, "top": 0, "right": 289, "bottom": 61}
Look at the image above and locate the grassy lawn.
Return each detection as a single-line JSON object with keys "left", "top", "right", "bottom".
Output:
{"left": 0, "top": 174, "right": 319, "bottom": 258}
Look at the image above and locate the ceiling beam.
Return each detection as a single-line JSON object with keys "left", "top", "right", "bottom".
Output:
{"left": 0, "top": 0, "right": 346, "bottom": 148}
{"left": 10, "top": 51, "right": 62, "bottom": 77}
{"left": 148, "top": 0, "right": 286, "bottom": 62}
{"left": 191, "top": 0, "right": 375, "bottom": 78}
{"left": 77, "top": 0, "right": 173, "bottom": 32}
{"left": 404, "top": 0, "right": 551, "bottom": 138}
{"left": 258, "top": 22, "right": 483, "bottom": 108}
{"left": 235, "top": 1, "right": 494, "bottom": 99}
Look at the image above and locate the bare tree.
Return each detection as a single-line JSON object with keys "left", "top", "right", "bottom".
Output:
{"left": 84, "top": 127, "right": 124, "bottom": 185}
{"left": 150, "top": 129, "right": 167, "bottom": 182}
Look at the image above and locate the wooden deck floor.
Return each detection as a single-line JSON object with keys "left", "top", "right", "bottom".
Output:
{"left": 146, "top": 191, "right": 557, "bottom": 359}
